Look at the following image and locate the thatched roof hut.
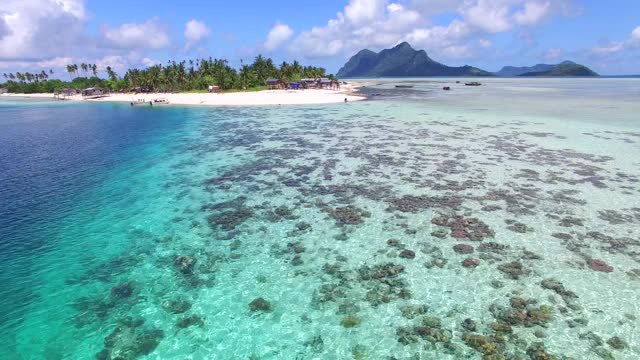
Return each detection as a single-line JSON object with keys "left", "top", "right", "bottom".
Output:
{"left": 81, "top": 87, "right": 108, "bottom": 98}
{"left": 266, "top": 78, "right": 283, "bottom": 90}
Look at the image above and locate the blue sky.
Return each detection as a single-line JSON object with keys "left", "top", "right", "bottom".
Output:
{"left": 1, "top": 0, "right": 639, "bottom": 76}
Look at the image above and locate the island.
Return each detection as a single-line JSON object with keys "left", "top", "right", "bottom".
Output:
{"left": 336, "top": 42, "right": 492, "bottom": 78}
{"left": 496, "top": 61, "right": 599, "bottom": 77}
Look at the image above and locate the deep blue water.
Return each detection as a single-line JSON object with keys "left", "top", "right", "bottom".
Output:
{"left": 0, "top": 100, "right": 186, "bottom": 332}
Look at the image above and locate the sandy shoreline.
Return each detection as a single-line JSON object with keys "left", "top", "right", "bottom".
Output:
{"left": 0, "top": 83, "right": 366, "bottom": 106}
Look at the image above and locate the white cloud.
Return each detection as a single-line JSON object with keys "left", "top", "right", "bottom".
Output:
{"left": 184, "top": 19, "right": 210, "bottom": 51}
{"left": 36, "top": 56, "right": 74, "bottom": 69}
{"left": 592, "top": 41, "right": 625, "bottom": 55}
{"left": 95, "top": 55, "right": 129, "bottom": 75}
{"left": 591, "top": 25, "right": 640, "bottom": 55}
{"left": 632, "top": 26, "right": 640, "bottom": 42}
{"left": 0, "top": 0, "right": 87, "bottom": 60}
{"left": 141, "top": 57, "right": 160, "bottom": 67}
{"left": 290, "top": 1, "right": 422, "bottom": 58}
{"left": 285, "top": 0, "right": 575, "bottom": 61}
{"left": 461, "top": 0, "right": 513, "bottom": 33}
{"left": 344, "top": 0, "right": 387, "bottom": 26}
{"left": 514, "top": 1, "right": 552, "bottom": 26}
{"left": 264, "top": 22, "right": 294, "bottom": 51}
{"left": 101, "top": 19, "right": 170, "bottom": 50}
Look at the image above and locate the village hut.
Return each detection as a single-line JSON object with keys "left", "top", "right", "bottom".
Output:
{"left": 319, "top": 78, "right": 333, "bottom": 89}
{"left": 300, "top": 78, "right": 316, "bottom": 89}
{"left": 81, "top": 87, "right": 108, "bottom": 99}
{"left": 61, "top": 88, "right": 76, "bottom": 96}
{"left": 266, "top": 78, "right": 284, "bottom": 90}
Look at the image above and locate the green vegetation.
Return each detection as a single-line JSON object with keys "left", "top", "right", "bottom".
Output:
{"left": 519, "top": 63, "right": 599, "bottom": 77}
{"left": 0, "top": 56, "right": 334, "bottom": 94}
{"left": 340, "top": 313, "right": 361, "bottom": 328}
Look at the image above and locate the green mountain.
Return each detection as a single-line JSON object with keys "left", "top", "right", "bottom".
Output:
{"left": 519, "top": 62, "right": 599, "bottom": 77}
{"left": 336, "top": 42, "right": 492, "bottom": 78}
{"left": 495, "top": 61, "right": 576, "bottom": 76}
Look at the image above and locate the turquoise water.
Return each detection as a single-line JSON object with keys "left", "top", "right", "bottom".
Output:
{"left": 0, "top": 79, "right": 639, "bottom": 360}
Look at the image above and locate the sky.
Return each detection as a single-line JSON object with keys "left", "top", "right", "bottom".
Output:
{"left": 1, "top": 0, "right": 639, "bottom": 77}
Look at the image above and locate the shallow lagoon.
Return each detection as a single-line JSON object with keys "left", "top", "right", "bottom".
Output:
{"left": 0, "top": 78, "right": 639, "bottom": 359}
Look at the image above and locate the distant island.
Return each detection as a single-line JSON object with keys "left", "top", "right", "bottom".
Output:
{"left": 336, "top": 42, "right": 492, "bottom": 78}
{"left": 496, "top": 61, "right": 598, "bottom": 77}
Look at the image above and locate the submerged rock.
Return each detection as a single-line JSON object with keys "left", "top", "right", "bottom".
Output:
{"left": 98, "top": 325, "right": 164, "bottom": 360}
{"left": 174, "top": 255, "right": 197, "bottom": 275}
{"left": 453, "top": 244, "right": 474, "bottom": 254}
{"left": 462, "top": 258, "right": 480, "bottom": 268}
{"left": 176, "top": 314, "right": 204, "bottom": 329}
{"left": 329, "top": 206, "right": 370, "bottom": 225}
{"left": 358, "top": 263, "right": 405, "bottom": 280}
{"left": 526, "top": 342, "right": 557, "bottom": 360}
{"left": 498, "top": 302, "right": 554, "bottom": 327}
{"left": 387, "top": 239, "right": 403, "bottom": 248}
{"left": 431, "top": 229, "right": 449, "bottom": 239}
{"left": 111, "top": 282, "right": 134, "bottom": 299}
{"left": 287, "top": 242, "right": 305, "bottom": 254}
{"left": 589, "top": 259, "right": 614, "bottom": 273}
{"left": 498, "top": 261, "right": 528, "bottom": 279}
{"left": 462, "top": 318, "right": 477, "bottom": 331}
{"left": 291, "top": 255, "right": 304, "bottom": 266}
{"left": 431, "top": 214, "right": 494, "bottom": 241}
{"left": 208, "top": 207, "right": 254, "bottom": 231}
{"left": 463, "top": 333, "right": 500, "bottom": 356}
{"left": 161, "top": 299, "right": 192, "bottom": 314}
{"left": 540, "top": 279, "right": 578, "bottom": 299}
{"left": 607, "top": 336, "right": 628, "bottom": 350}
{"left": 303, "top": 335, "right": 324, "bottom": 353}
{"left": 249, "top": 297, "right": 272, "bottom": 312}
{"left": 399, "top": 249, "right": 416, "bottom": 259}
{"left": 400, "top": 304, "right": 429, "bottom": 319}
{"left": 340, "top": 313, "right": 361, "bottom": 328}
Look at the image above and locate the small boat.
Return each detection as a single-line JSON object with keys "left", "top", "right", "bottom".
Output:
{"left": 153, "top": 98, "right": 168, "bottom": 104}
{"left": 443, "top": 86, "right": 451, "bottom": 91}
{"left": 465, "top": 82, "right": 482, "bottom": 86}
{"left": 395, "top": 85, "right": 414, "bottom": 88}
{"left": 130, "top": 99, "right": 152, "bottom": 106}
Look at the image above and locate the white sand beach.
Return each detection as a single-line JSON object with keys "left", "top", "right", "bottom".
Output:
{"left": 1, "top": 84, "right": 366, "bottom": 106}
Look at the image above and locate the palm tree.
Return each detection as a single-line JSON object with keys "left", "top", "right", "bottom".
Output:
{"left": 81, "top": 63, "right": 88, "bottom": 77}
{"left": 66, "top": 65, "right": 74, "bottom": 80}
{"left": 91, "top": 64, "right": 97, "bottom": 78}
{"left": 9, "top": 73, "right": 16, "bottom": 80}
{"left": 49, "top": 69, "right": 54, "bottom": 76}
{"left": 106, "top": 66, "right": 117, "bottom": 81}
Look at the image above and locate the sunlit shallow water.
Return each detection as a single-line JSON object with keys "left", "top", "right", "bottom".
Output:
{"left": 0, "top": 79, "right": 639, "bottom": 360}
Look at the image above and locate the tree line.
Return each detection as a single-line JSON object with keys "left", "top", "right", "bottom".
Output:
{"left": 1, "top": 56, "right": 335, "bottom": 94}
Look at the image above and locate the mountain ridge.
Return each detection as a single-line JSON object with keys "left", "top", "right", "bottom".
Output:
{"left": 496, "top": 61, "right": 598, "bottom": 77}
{"left": 336, "top": 42, "right": 493, "bottom": 78}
